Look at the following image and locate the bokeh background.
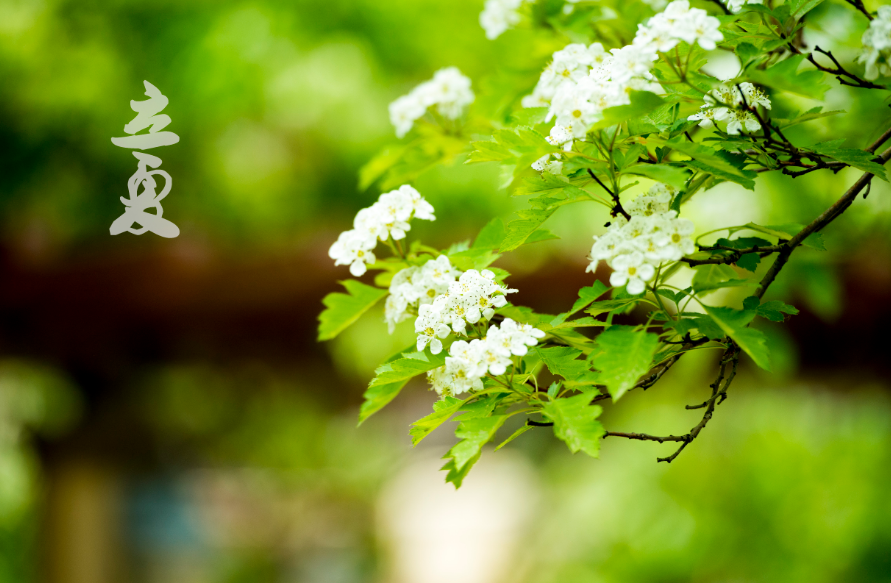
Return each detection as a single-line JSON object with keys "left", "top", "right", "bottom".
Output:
{"left": 2, "top": 0, "right": 891, "bottom": 581}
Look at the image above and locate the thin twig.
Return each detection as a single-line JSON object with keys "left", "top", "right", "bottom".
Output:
{"left": 587, "top": 168, "right": 631, "bottom": 220}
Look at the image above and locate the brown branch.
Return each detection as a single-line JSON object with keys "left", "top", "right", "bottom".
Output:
{"left": 844, "top": 0, "right": 873, "bottom": 20}
{"left": 587, "top": 168, "right": 631, "bottom": 221}
{"left": 756, "top": 142, "right": 891, "bottom": 298}
{"left": 657, "top": 343, "right": 741, "bottom": 463}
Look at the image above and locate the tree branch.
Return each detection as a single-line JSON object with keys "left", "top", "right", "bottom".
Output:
{"left": 587, "top": 168, "right": 631, "bottom": 221}
{"left": 756, "top": 142, "right": 891, "bottom": 298}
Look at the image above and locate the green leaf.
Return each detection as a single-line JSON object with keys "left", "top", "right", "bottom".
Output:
{"left": 543, "top": 393, "right": 605, "bottom": 457}
{"left": 703, "top": 305, "right": 770, "bottom": 370}
{"left": 813, "top": 140, "right": 888, "bottom": 181}
{"left": 467, "top": 127, "right": 551, "bottom": 165}
{"left": 692, "top": 264, "right": 752, "bottom": 293}
{"left": 590, "top": 91, "right": 668, "bottom": 130}
{"left": 359, "top": 381, "right": 407, "bottom": 424}
{"left": 551, "top": 281, "right": 610, "bottom": 325}
{"left": 747, "top": 55, "right": 828, "bottom": 99}
{"left": 442, "top": 415, "right": 508, "bottom": 488}
{"left": 318, "top": 280, "right": 388, "bottom": 341}
{"left": 409, "top": 396, "right": 465, "bottom": 445}
{"left": 666, "top": 137, "right": 757, "bottom": 190}
{"left": 509, "top": 106, "right": 549, "bottom": 126}
{"left": 590, "top": 326, "right": 660, "bottom": 401}
{"left": 448, "top": 247, "right": 501, "bottom": 271}
{"left": 358, "top": 145, "right": 408, "bottom": 191}
{"left": 773, "top": 107, "right": 844, "bottom": 129}
{"left": 623, "top": 163, "right": 691, "bottom": 189}
{"left": 585, "top": 298, "right": 640, "bottom": 317}
{"left": 536, "top": 346, "right": 592, "bottom": 382}
{"left": 788, "top": 0, "right": 824, "bottom": 19}
{"left": 368, "top": 350, "right": 447, "bottom": 387}
{"left": 494, "top": 424, "right": 534, "bottom": 451}
{"left": 744, "top": 296, "right": 800, "bottom": 322}
{"left": 736, "top": 253, "right": 761, "bottom": 272}
{"left": 473, "top": 218, "right": 507, "bottom": 250}
{"left": 500, "top": 208, "right": 559, "bottom": 252}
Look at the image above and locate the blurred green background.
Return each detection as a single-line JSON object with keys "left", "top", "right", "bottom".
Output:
{"left": 1, "top": 0, "right": 891, "bottom": 581}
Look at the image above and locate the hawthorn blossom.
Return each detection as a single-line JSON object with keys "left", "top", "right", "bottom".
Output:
{"left": 858, "top": 6, "right": 891, "bottom": 80}
{"left": 688, "top": 82, "right": 772, "bottom": 134}
{"left": 329, "top": 185, "right": 435, "bottom": 276}
{"left": 425, "top": 318, "right": 546, "bottom": 397}
{"left": 389, "top": 68, "right": 474, "bottom": 137}
{"left": 586, "top": 184, "right": 697, "bottom": 294}
{"left": 480, "top": 0, "right": 526, "bottom": 40}
{"left": 385, "top": 256, "right": 461, "bottom": 333}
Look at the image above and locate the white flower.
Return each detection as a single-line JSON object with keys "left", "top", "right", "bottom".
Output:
{"left": 609, "top": 251, "right": 655, "bottom": 295}
{"left": 858, "top": 7, "right": 891, "bottom": 80}
{"left": 385, "top": 256, "right": 462, "bottom": 333}
{"left": 633, "top": 0, "right": 723, "bottom": 53}
{"left": 725, "top": 0, "right": 763, "bottom": 13}
{"left": 725, "top": 110, "right": 761, "bottom": 135}
{"left": 585, "top": 184, "right": 697, "bottom": 294}
{"left": 445, "top": 340, "right": 487, "bottom": 394}
{"left": 688, "top": 83, "right": 770, "bottom": 133}
{"left": 480, "top": 0, "right": 525, "bottom": 40}
{"left": 329, "top": 230, "right": 376, "bottom": 277}
{"left": 389, "top": 95, "right": 426, "bottom": 139}
{"left": 332, "top": 186, "right": 436, "bottom": 276}
{"left": 389, "top": 68, "right": 474, "bottom": 137}
{"left": 415, "top": 301, "right": 451, "bottom": 354}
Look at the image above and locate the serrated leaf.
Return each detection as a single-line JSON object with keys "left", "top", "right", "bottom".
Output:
{"left": 409, "top": 396, "right": 464, "bottom": 445}
{"left": 744, "top": 297, "right": 799, "bottom": 322}
{"left": 448, "top": 247, "right": 501, "bottom": 271}
{"left": 442, "top": 415, "right": 508, "bottom": 488}
{"left": 543, "top": 393, "right": 605, "bottom": 457}
{"left": 590, "top": 91, "right": 668, "bottom": 130}
{"left": 585, "top": 298, "right": 640, "bottom": 317}
{"left": 703, "top": 305, "right": 770, "bottom": 370}
{"left": 788, "top": 0, "right": 824, "bottom": 19}
{"left": 813, "top": 140, "right": 887, "bottom": 181}
{"left": 494, "top": 424, "right": 534, "bottom": 451}
{"left": 774, "top": 108, "right": 844, "bottom": 129}
{"left": 318, "top": 280, "right": 388, "bottom": 341}
{"left": 359, "top": 344, "right": 415, "bottom": 424}
{"left": 368, "top": 350, "right": 446, "bottom": 387}
{"left": 692, "top": 264, "right": 752, "bottom": 293}
{"left": 590, "top": 326, "right": 660, "bottom": 401}
{"left": 473, "top": 218, "right": 507, "bottom": 250}
{"left": 500, "top": 207, "right": 559, "bottom": 252}
{"left": 536, "top": 346, "right": 591, "bottom": 381}
{"left": 551, "top": 281, "right": 610, "bottom": 325}
{"left": 623, "top": 163, "right": 691, "bottom": 189}
{"left": 736, "top": 253, "right": 761, "bottom": 272}
{"left": 667, "top": 137, "right": 757, "bottom": 189}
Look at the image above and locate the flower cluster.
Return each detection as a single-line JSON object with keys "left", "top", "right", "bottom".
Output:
{"left": 725, "top": 0, "right": 763, "bottom": 13}
{"left": 388, "top": 67, "right": 475, "bottom": 138}
{"left": 479, "top": 0, "right": 527, "bottom": 40}
{"left": 385, "top": 256, "right": 462, "bottom": 333}
{"left": 329, "top": 185, "right": 435, "bottom": 277}
{"left": 633, "top": 0, "right": 724, "bottom": 52}
{"left": 688, "top": 83, "right": 771, "bottom": 135}
{"left": 522, "top": 1, "right": 723, "bottom": 168}
{"left": 427, "top": 319, "right": 545, "bottom": 397}
{"left": 587, "top": 183, "right": 696, "bottom": 295}
{"left": 415, "top": 269, "right": 517, "bottom": 354}
{"left": 858, "top": 6, "right": 891, "bottom": 81}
